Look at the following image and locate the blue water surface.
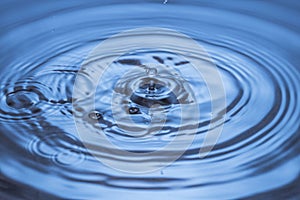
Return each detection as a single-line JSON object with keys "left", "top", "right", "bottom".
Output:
{"left": 0, "top": 0, "right": 299, "bottom": 199}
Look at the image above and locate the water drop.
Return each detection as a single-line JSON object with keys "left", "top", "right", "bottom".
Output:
{"left": 146, "top": 68, "right": 157, "bottom": 77}
{"left": 128, "top": 107, "right": 140, "bottom": 114}
{"left": 88, "top": 111, "right": 102, "bottom": 120}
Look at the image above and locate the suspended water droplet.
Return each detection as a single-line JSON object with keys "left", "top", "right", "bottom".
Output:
{"left": 88, "top": 111, "right": 102, "bottom": 120}
{"left": 146, "top": 68, "right": 157, "bottom": 77}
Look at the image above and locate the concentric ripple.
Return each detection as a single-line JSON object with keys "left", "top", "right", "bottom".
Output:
{"left": 29, "top": 133, "right": 85, "bottom": 167}
{"left": 0, "top": 64, "right": 81, "bottom": 122}
{"left": 0, "top": 80, "right": 53, "bottom": 121}
{"left": 0, "top": 1, "right": 299, "bottom": 199}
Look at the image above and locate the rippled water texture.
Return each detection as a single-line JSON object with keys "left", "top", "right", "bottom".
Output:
{"left": 0, "top": 1, "right": 300, "bottom": 199}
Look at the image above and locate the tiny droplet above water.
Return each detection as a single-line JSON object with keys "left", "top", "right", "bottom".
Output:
{"left": 146, "top": 68, "right": 157, "bottom": 77}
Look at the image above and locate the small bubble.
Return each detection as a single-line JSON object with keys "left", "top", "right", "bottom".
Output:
{"left": 128, "top": 107, "right": 140, "bottom": 114}
{"left": 88, "top": 111, "right": 102, "bottom": 120}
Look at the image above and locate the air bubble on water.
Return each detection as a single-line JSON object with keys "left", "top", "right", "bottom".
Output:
{"left": 88, "top": 111, "right": 102, "bottom": 120}
{"left": 128, "top": 107, "right": 140, "bottom": 114}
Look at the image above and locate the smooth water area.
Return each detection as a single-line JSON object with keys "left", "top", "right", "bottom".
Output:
{"left": 0, "top": 1, "right": 299, "bottom": 199}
